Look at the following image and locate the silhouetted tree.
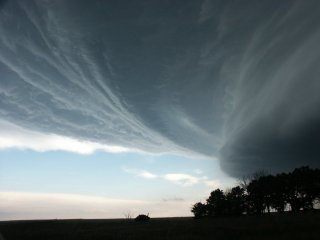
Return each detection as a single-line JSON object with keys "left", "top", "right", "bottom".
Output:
{"left": 270, "top": 173, "right": 287, "bottom": 212}
{"left": 123, "top": 211, "right": 133, "bottom": 219}
{"left": 191, "top": 202, "right": 207, "bottom": 219}
{"left": 135, "top": 214, "right": 150, "bottom": 222}
{"left": 225, "top": 186, "right": 246, "bottom": 215}
{"left": 287, "top": 166, "right": 320, "bottom": 211}
{"left": 206, "top": 189, "right": 226, "bottom": 217}
{"left": 259, "top": 175, "right": 274, "bottom": 213}
{"left": 314, "top": 168, "right": 320, "bottom": 202}
{"left": 191, "top": 166, "right": 320, "bottom": 218}
{"left": 247, "top": 179, "right": 265, "bottom": 215}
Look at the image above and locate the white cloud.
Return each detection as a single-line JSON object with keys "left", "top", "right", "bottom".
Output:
{"left": 139, "top": 171, "right": 158, "bottom": 179}
{"left": 0, "top": 120, "right": 130, "bottom": 154}
{"left": 123, "top": 168, "right": 158, "bottom": 179}
{"left": 123, "top": 167, "right": 222, "bottom": 188}
{"left": 163, "top": 173, "right": 204, "bottom": 187}
{"left": 0, "top": 192, "right": 193, "bottom": 220}
{"left": 194, "top": 169, "right": 203, "bottom": 175}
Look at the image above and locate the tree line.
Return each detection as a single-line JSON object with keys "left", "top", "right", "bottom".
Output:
{"left": 191, "top": 166, "right": 320, "bottom": 218}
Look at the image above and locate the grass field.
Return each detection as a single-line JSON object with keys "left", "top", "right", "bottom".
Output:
{"left": 1, "top": 212, "right": 320, "bottom": 240}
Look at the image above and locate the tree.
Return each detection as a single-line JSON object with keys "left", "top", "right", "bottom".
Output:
{"left": 225, "top": 186, "right": 246, "bottom": 215}
{"left": 259, "top": 175, "right": 274, "bottom": 213}
{"left": 247, "top": 179, "right": 265, "bottom": 215}
{"left": 270, "top": 173, "right": 287, "bottom": 213}
{"left": 191, "top": 202, "right": 207, "bottom": 219}
{"left": 314, "top": 168, "right": 320, "bottom": 202}
{"left": 191, "top": 166, "right": 320, "bottom": 218}
{"left": 135, "top": 214, "right": 150, "bottom": 222}
{"left": 123, "top": 210, "right": 133, "bottom": 219}
{"left": 206, "top": 189, "right": 226, "bottom": 217}
{"left": 287, "top": 166, "right": 320, "bottom": 211}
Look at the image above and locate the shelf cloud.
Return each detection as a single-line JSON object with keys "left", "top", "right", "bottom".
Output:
{"left": 1, "top": 0, "right": 320, "bottom": 177}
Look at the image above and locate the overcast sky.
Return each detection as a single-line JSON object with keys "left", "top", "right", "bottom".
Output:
{"left": 0, "top": 0, "right": 320, "bottom": 219}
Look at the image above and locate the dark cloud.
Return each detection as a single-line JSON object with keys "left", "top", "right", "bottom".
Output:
{"left": 220, "top": 2, "right": 320, "bottom": 176}
{"left": 218, "top": 0, "right": 320, "bottom": 177}
{"left": 0, "top": 0, "right": 320, "bottom": 176}
{"left": 0, "top": 0, "right": 7, "bottom": 8}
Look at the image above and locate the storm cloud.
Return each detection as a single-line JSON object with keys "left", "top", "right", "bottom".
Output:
{"left": 0, "top": 0, "right": 320, "bottom": 177}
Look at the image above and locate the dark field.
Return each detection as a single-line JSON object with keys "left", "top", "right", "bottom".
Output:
{"left": 1, "top": 213, "right": 320, "bottom": 240}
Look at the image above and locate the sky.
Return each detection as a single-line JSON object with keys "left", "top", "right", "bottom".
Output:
{"left": 0, "top": 0, "right": 320, "bottom": 220}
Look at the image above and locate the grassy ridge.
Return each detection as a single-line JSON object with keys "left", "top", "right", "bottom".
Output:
{"left": 0, "top": 213, "right": 320, "bottom": 240}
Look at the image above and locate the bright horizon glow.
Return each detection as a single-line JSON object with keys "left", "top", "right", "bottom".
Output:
{"left": 0, "top": 191, "right": 194, "bottom": 220}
